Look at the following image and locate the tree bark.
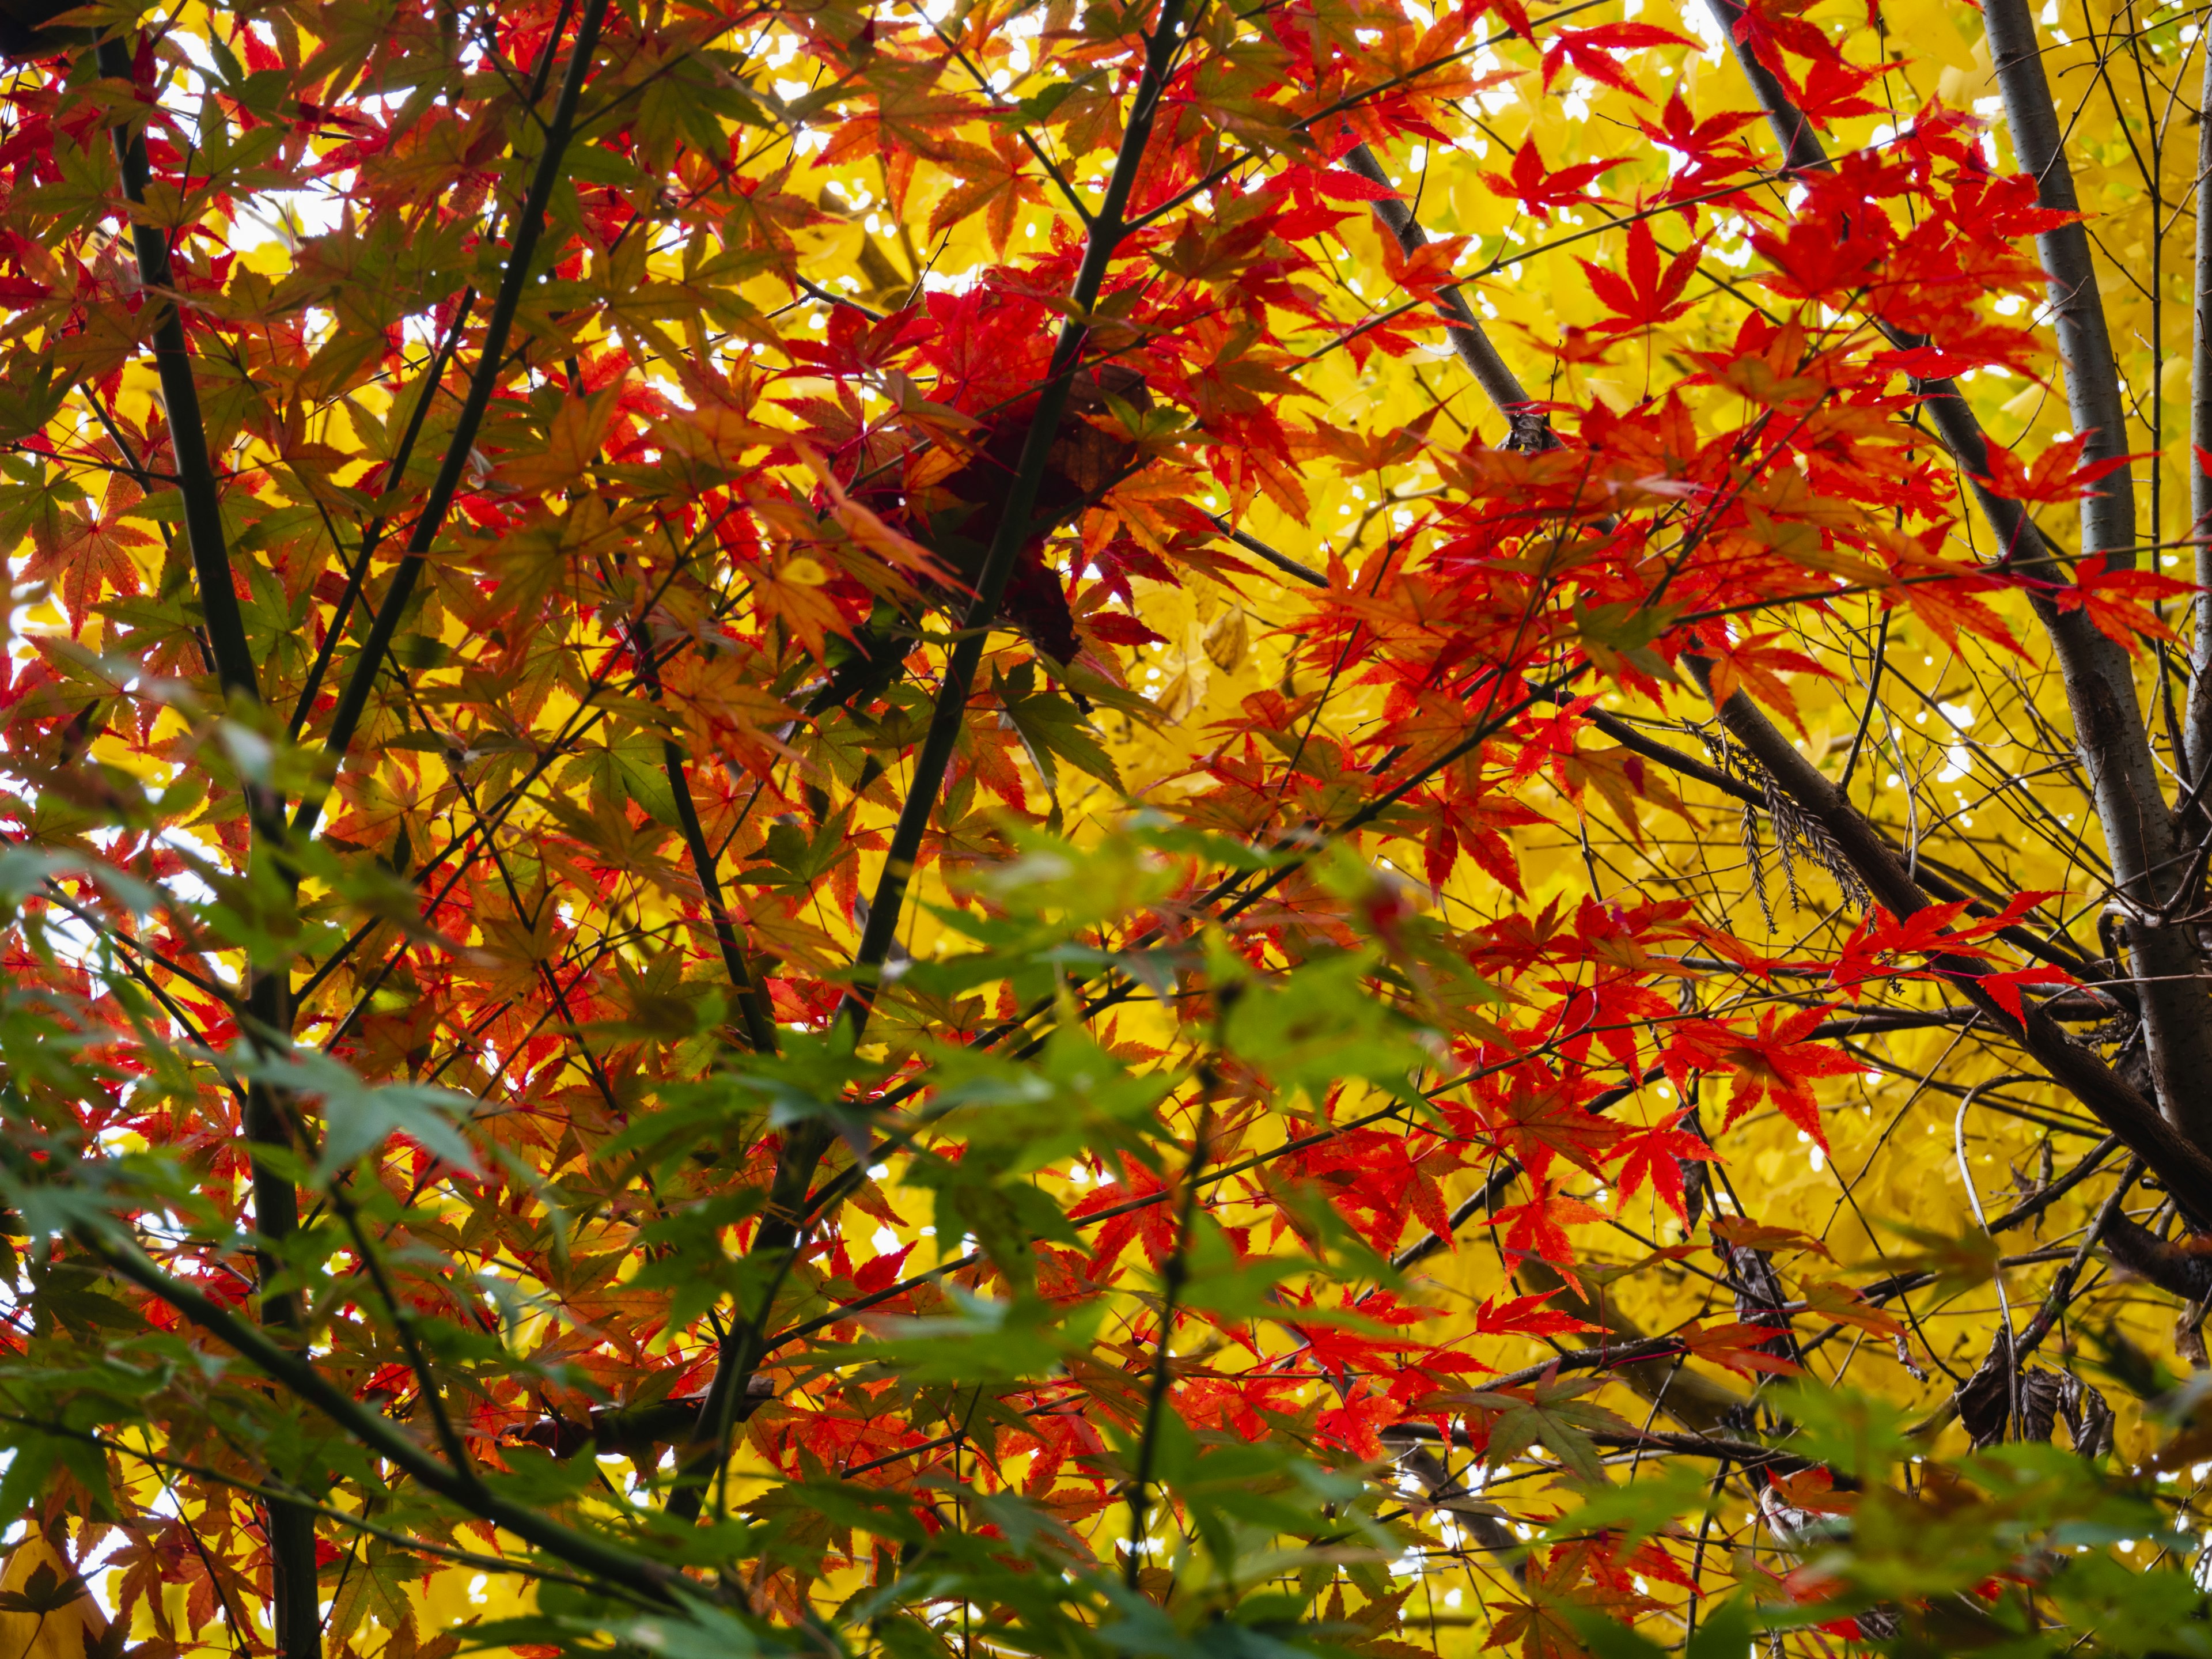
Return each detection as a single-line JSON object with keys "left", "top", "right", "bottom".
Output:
{"left": 2186, "top": 41, "right": 2212, "bottom": 782}
{"left": 96, "top": 36, "right": 318, "bottom": 1657}
{"left": 1703, "top": 0, "right": 2212, "bottom": 1157}
{"left": 1979, "top": 0, "right": 2212, "bottom": 1153}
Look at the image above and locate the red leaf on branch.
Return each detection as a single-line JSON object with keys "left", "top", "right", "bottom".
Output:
{"left": 1971, "top": 432, "right": 2143, "bottom": 504}
{"left": 1578, "top": 218, "right": 1704, "bottom": 332}
{"left": 1714, "top": 1006, "right": 1862, "bottom": 1149}
{"left": 1486, "top": 1183, "right": 1608, "bottom": 1283}
{"left": 1480, "top": 136, "right": 1627, "bottom": 224}
{"left": 1540, "top": 24, "right": 1696, "bottom": 100}
{"left": 2051, "top": 555, "right": 2194, "bottom": 653}
{"left": 1609, "top": 1112, "right": 1713, "bottom": 1222}
{"left": 1676, "top": 1319, "right": 1804, "bottom": 1377}
{"left": 1472, "top": 1290, "right": 1602, "bottom": 1341}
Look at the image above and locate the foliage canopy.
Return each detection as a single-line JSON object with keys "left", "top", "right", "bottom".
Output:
{"left": 5, "top": 0, "right": 2212, "bottom": 1654}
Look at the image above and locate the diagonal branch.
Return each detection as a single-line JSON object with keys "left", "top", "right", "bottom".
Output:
{"left": 1704, "top": 0, "right": 2212, "bottom": 1161}
{"left": 293, "top": 0, "right": 613, "bottom": 842}
{"left": 660, "top": 0, "right": 1200, "bottom": 1524}
{"left": 1340, "top": 142, "right": 1549, "bottom": 449}
{"left": 1354, "top": 35, "right": 2212, "bottom": 1216}
{"left": 96, "top": 37, "right": 258, "bottom": 706}
{"left": 85, "top": 1229, "right": 691, "bottom": 1605}
{"left": 1695, "top": 655, "right": 2212, "bottom": 1211}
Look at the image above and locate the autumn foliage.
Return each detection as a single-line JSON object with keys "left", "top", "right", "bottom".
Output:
{"left": 4, "top": 0, "right": 2212, "bottom": 1654}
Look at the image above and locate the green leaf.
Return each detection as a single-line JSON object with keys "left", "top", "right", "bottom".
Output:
{"left": 995, "top": 664, "right": 1123, "bottom": 792}
{"left": 233, "top": 1047, "right": 482, "bottom": 1179}
{"left": 1454, "top": 1370, "right": 1637, "bottom": 1483}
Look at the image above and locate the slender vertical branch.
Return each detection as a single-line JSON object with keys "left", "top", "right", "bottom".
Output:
{"left": 96, "top": 37, "right": 259, "bottom": 706}
{"left": 2185, "top": 41, "right": 2212, "bottom": 783}
{"left": 1125, "top": 1102, "right": 1210, "bottom": 1588}
{"left": 838, "top": 0, "right": 1192, "bottom": 1031}
{"left": 287, "top": 294, "right": 474, "bottom": 744}
{"left": 664, "top": 740, "right": 781, "bottom": 1054}
{"left": 626, "top": 618, "right": 781, "bottom": 1056}
{"left": 97, "top": 35, "right": 317, "bottom": 1654}
{"left": 1977, "top": 0, "right": 2212, "bottom": 1155}
{"left": 293, "top": 0, "right": 613, "bottom": 840}
{"left": 1984, "top": 0, "right": 2137, "bottom": 569}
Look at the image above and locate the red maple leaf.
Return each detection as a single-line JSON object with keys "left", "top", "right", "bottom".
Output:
{"left": 1381, "top": 230, "right": 1476, "bottom": 302}
{"left": 1783, "top": 51, "right": 1893, "bottom": 123}
{"left": 1480, "top": 136, "right": 1627, "bottom": 224}
{"left": 1609, "top": 1112, "right": 1713, "bottom": 1222}
{"left": 1715, "top": 1006, "right": 1862, "bottom": 1149}
{"left": 1486, "top": 1182, "right": 1608, "bottom": 1280}
{"left": 1676, "top": 1319, "right": 1804, "bottom": 1377}
{"left": 1578, "top": 218, "right": 1704, "bottom": 332}
{"left": 1970, "top": 963, "right": 2082, "bottom": 1021}
{"left": 1540, "top": 23, "right": 1696, "bottom": 100}
{"left": 1971, "top": 432, "right": 2142, "bottom": 503}
{"left": 2051, "top": 554, "right": 2194, "bottom": 653}
{"left": 1471, "top": 1290, "right": 1601, "bottom": 1341}
{"left": 1637, "top": 88, "right": 1761, "bottom": 164}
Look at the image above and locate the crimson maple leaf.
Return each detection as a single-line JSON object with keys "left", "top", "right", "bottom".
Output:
{"left": 1609, "top": 1111, "right": 1713, "bottom": 1221}
{"left": 1487, "top": 1182, "right": 1607, "bottom": 1281}
{"left": 1971, "top": 431, "right": 2141, "bottom": 503}
{"left": 1828, "top": 900, "right": 1984, "bottom": 992}
{"left": 1783, "top": 50, "right": 1894, "bottom": 123}
{"left": 22, "top": 506, "right": 150, "bottom": 631}
{"left": 1540, "top": 23, "right": 1696, "bottom": 100}
{"left": 1473, "top": 1078, "right": 1625, "bottom": 1184}
{"left": 1698, "top": 630, "right": 1831, "bottom": 727}
{"left": 1472, "top": 1290, "right": 1601, "bottom": 1341}
{"left": 1578, "top": 218, "right": 1704, "bottom": 332}
{"left": 2052, "top": 554, "right": 2193, "bottom": 653}
{"left": 1971, "top": 963, "right": 2083, "bottom": 1021}
{"left": 1480, "top": 136, "right": 1627, "bottom": 224}
{"left": 1637, "top": 87, "right": 1760, "bottom": 164}
{"left": 1715, "top": 1006, "right": 1862, "bottom": 1149}
{"left": 1471, "top": 0, "right": 1534, "bottom": 40}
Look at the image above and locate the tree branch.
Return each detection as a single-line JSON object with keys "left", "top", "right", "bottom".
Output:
{"left": 294, "top": 0, "right": 613, "bottom": 841}
{"left": 658, "top": 0, "right": 1200, "bottom": 1525}
{"left": 2186, "top": 39, "right": 2212, "bottom": 785}
{"left": 86, "top": 1229, "right": 692, "bottom": 1604}
{"left": 1342, "top": 142, "right": 1549, "bottom": 449}
{"left": 96, "top": 37, "right": 258, "bottom": 706}
{"left": 1975, "top": 0, "right": 2212, "bottom": 1152}
{"left": 1705, "top": 0, "right": 2212, "bottom": 1165}
{"left": 1695, "top": 655, "right": 2212, "bottom": 1213}
{"left": 97, "top": 36, "right": 315, "bottom": 1649}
